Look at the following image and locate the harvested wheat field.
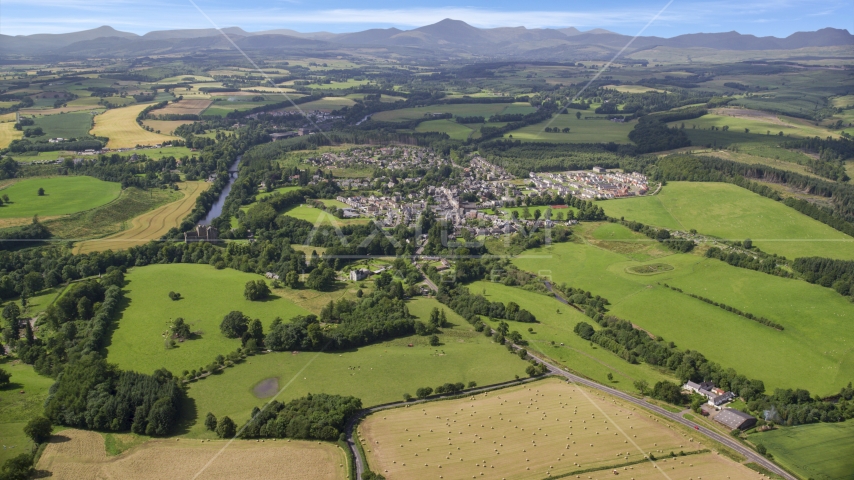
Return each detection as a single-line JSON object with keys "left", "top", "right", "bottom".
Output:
{"left": 37, "top": 428, "right": 348, "bottom": 480}
{"left": 152, "top": 99, "right": 213, "bottom": 116}
{"left": 74, "top": 181, "right": 208, "bottom": 253}
{"left": 90, "top": 103, "right": 179, "bottom": 149}
{"left": 0, "top": 121, "right": 22, "bottom": 149}
{"left": 359, "top": 377, "right": 760, "bottom": 480}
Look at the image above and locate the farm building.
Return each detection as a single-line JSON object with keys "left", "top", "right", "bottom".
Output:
{"left": 714, "top": 409, "right": 757, "bottom": 430}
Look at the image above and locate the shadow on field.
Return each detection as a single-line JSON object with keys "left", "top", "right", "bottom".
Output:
{"left": 47, "top": 434, "right": 71, "bottom": 444}
{"left": 174, "top": 395, "right": 198, "bottom": 436}
{"left": 98, "top": 294, "right": 131, "bottom": 355}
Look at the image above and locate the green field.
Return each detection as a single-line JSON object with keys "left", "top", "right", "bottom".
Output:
{"left": 256, "top": 185, "right": 302, "bottom": 201}
{"left": 105, "top": 264, "right": 312, "bottom": 374}
{"left": 751, "top": 422, "right": 854, "bottom": 480}
{"left": 504, "top": 110, "right": 636, "bottom": 143}
{"left": 372, "top": 102, "right": 533, "bottom": 122}
{"left": 511, "top": 222, "right": 854, "bottom": 395}
{"left": 0, "top": 176, "right": 122, "bottom": 218}
{"left": 0, "top": 360, "right": 55, "bottom": 464}
{"left": 414, "top": 119, "right": 474, "bottom": 140}
{"left": 31, "top": 111, "right": 94, "bottom": 138}
{"left": 182, "top": 298, "right": 529, "bottom": 437}
{"left": 598, "top": 182, "right": 854, "bottom": 260}
{"left": 202, "top": 101, "right": 278, "bottom": 117}
{"left": 468, "top": 280, "right": 676, "bottom": 394}
{"left": 281, "top": 97, "right": 357, "bottom": 112}
{"left": 282, "top": 204, "right": 369, "bottom": 225}
{"left": 672, "top": 111, "right": 836, "bottom": 139}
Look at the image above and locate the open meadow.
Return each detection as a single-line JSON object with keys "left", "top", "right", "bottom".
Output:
{"left": 0, "top": 176, "right": 121, "bottom": 218}
{"left": 372, "top": 102, "right": 533, "bottom": 122}
{"left": 671, "top": 109, "right": 838, "bottom": 139}
{"left": 750, "top": 422, "right": 854, "bottom": 480}
{"left": 0, "top": 360, "right": 55, "bottom": 465}
{"left": 510, "top": 222, "right": 854, "bottom": 396}
{"left": 90, "top": 103, "right": 180, "bottom": 148}
{"left": 183, "top": 298, "right": 529, "bottom": 437}
{"left": 597, "top": 181, "right": 854, "bottom": 260}
{"left": 74, "top": 181, "right": 208, "bottom": 253}
{"left": 32, "top": 111, "right": 94, "bottom": 138}
{"left": 36, "top": 428, "right": 348, "bottom": 480}
{"left": 105, "top": 263, "right": 312, "bottom": 375}
{"left": 469, "top": 280, "right": 677, "bottom": 394}
{"left": 360, "top": 377, "right": 758, "bottom": 480}
{"left": 282, "top": 204, "right": 371, "bottom": 226}
{"left": 415, "top": 119, "right": 475, "bottom": 140}
{"left": 504, "top": 111, "right": 636, "bottom": 143}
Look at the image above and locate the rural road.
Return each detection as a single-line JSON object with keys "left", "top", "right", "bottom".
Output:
{"left": 344, "top": 285, "right": 795, "bottom": 480}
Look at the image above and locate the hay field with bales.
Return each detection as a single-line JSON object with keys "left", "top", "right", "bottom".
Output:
{"left": 360, "top": 377, "right": 758, "bottom": 480}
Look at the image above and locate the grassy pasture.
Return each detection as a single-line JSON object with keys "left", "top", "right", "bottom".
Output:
{"left": 282, "top": 204, "right": 370, "bottom": 226}
{"left": 414, "top": 119, "right": 474, "bottom": 140}
{"left": 674, "top": 110, "right": 837, "bottom": 139}
{"left": 511, "top": 227, "right": 854, "bottom": 395}
{"left": 31, "top": 111, "right": 94, "bottom": 138}
{"left": 280, "top": 97, "right": 356, "bottom": 112}
{"left": 750, "top": 422, "right": 854, "bottom": 480}
{"left": 360, "top": 377, "right": 756, "bottom": 480}
{"left": 0, "top": 121, "right": 22, "bottom": 148}
{"left": 36, "top": 429, "right": 347, "bottom": 480}
{"left": 505, "top": 111, "right": 636, "bottom": 143}
{"left": 469, "top": 280, "right": 676, "bottom": 393}
{"left": 105, "top": 263, "right": 312, "bottom": 375}
{"left": 184, "top": 298, "right": 529, "bottom": 437}
{"left": 0, "top": 176, "right": 121, "bottom": 218}
{"left": 597, "top": 182, "right": 854, "bottom": 260}
{"left": 0, "top": 359, "right": 55, "bottom": 465}
{"left": 73, "top": 181, "right": 206, "bottom": 252}
{"left": 372, "top": 103, "right": 531, "bottom": 122}
{"left": 91, "top": 104, "right": 179, "bottom": 148}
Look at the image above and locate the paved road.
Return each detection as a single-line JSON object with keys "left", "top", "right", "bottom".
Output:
{"left": 345, "top": 279, "right": 793, "bottom": 479}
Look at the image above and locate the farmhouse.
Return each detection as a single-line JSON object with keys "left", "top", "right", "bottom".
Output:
{"left": 184, "top": 224, "right": 219, "bottom": 243}
{"left": 714, "top": 409, "right": 757, "bottom": 430}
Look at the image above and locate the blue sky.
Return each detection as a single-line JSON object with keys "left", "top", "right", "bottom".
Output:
{"left": 1, "top": 0, "right": 852, "bottom": 37}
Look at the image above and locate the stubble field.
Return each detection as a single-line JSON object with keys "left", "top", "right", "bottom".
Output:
{"left": 90, "top": 103, "right": 180, "bottom": 148}
{"left": 359, "top": 377, "right": 758, "bottom": 480}
{"left": 36, "top": 428, "right": 348, "bottom": 480}
{"left": 74, "top": 181, "right": 208, "bottom": 253}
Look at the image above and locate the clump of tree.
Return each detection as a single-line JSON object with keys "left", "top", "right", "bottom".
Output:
{"left": 168, "top": 291, "right": 182, "bottom": 301}
{"left": 265, "top": 289, "right": 413, "bottom": 351}
{"left": 44, "top": 354, "right": 184, "bottom": 435}
{"left": 220, "top": 311, "right": 249, "bottom": 338}
{"left": 238, "top": 393, "right": 362, "bottom": 440}
{"left": 243, "top": 279, "right": 271, "bottom": 300}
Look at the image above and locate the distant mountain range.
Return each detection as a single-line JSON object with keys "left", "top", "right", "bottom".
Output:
{"left": 1, "top": 20, "right": 851, "bottom": 59}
